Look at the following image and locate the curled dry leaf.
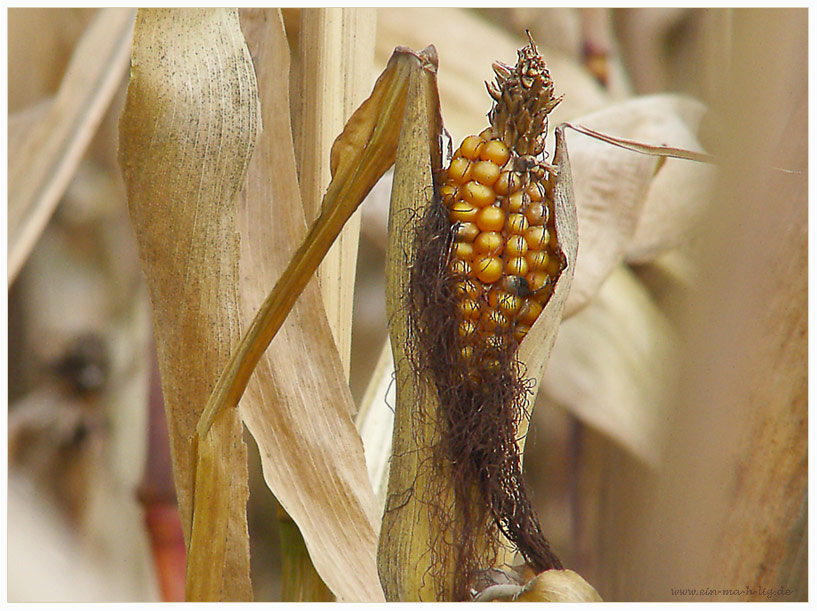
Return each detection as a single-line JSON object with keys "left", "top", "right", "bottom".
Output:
{"left": 118, "top": 8, "right": 258, "bottom": 601}
{"left": 541, "top": 264, "right": 679, "bottom": 465}
{"left": 562, "top": 94, "right": 715, "bottom": 316}
{"left": 235, "top": 9, "right": 382, "bottom": 603}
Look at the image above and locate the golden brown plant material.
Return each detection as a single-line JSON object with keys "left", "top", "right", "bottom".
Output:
{"left": 407, "top": 33, "right": 565, "bottom": 600}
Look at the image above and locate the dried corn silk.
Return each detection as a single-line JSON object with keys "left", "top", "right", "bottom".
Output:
{"left": 407, "top": 34, "right": 566, "bottom": 600}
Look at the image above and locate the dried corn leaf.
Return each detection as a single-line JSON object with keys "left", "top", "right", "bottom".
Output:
{"left": 293, "top": 9, "right": 376, "bottom": 378}
{"left": 541, "top": 265, "right": 678, "bottom": 465}
{"left": 8, "top": 7, "right": 134, "bottom": 285}
{"left": 118, "top": 8, "right": 258, "bottom": 601}
{"left": 234, "top": 9, "right": 382, "bottom": 602}
{"left": 562, "top": 94, "right": 713, "bottom": 316}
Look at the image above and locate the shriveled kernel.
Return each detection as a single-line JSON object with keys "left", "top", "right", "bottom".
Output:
{"left": 474, "top": 231, "right": 504, "bottom": 255}
{"left": 462, "top": 181, "right": 496, "bottom": 208}
{"left": 480, "top": 139, "right": 510, "bottom": 166}
{"left": 458, "top": 135, "right": 484, "bottom": 160}
{"left": 506, "top": 256, "right": 530, "bottom": 277}
{"left": 514, "top": 324, "right": 531, "bottom": 343}
{"left": 472, "top": 255, "right": 503, "bottom": 284}
{"left": 527, "top": 182, "right": 546, "bottom": 202}
{"left": 454, "top": 241, "right": 475, "bottom": 261}
{"left": 449, "top": 200, "right": 479, "bottom": 223}
{"left": 506, "top": 234, "right": 528, "bottom": 257}
{"left": 447, "top": 157, "right": 472, "bottom": 183}
{"left": 449, "top": 258, "right": 471, "bottom": 277}
{"left": 507, "top": 190, "right": 526, "bottom": 212}
{"left": 471, "top": 160, "right": 501, "bottom": 187}
{"left": 458, "top": 298, "right": 481, "bottom": 319}
{"left": 507, "top": 213, "right": 529, "bottom": 235}
{"left": 454, "top": 221, "right": 480, "bottom": 242}
{"left": 494, "top": 170, "right": 522, "bottom": 196}
{"left": 524, "top": 225, "right": 549, "bottom": 249}
{"left": 458, "top": 319, "right": 477, "bottom": 340}
{"left": 526, "top": 271, "right": 551, "bottom": 292}
{"left": 476, "top": 206, "right": 506, "bottom": 232}
{"left": 455, "top": 279, "right": 482, "bottom": 299}
{"left": 517, "top": 300, "right": 543, "bottom": 326}
{"left": 526, "top": 249, "right": 550, "bottom": 271}
{"left": 524, "top": 201, "right": 547, "bottom": 225}
{"left": 479, "top": 127, "right": 494, "bottom": 140}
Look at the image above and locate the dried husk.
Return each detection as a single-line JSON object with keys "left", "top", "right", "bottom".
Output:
{"left": 379, "top": 59, "right": 579, "bottom": 597}
{"left": 118, "top": 8, "right": 258, "bottom": 601}
{"left": 8, "top": 8, "right": 134, "bottom": 285}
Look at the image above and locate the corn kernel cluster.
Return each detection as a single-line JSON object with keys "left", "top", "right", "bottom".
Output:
{"left": 442, "top": 127, "right": 562, "bottom": 359}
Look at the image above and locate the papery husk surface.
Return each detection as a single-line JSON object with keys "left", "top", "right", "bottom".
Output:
{"left": 561, "top": 94, "right": 714, "bottom": 316}
{"left": 118, "top": 8, "right": 258, "bottom": 600}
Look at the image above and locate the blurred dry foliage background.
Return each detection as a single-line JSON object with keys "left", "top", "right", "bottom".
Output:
{"left": 7, "top": 7, "right": 806, "bottom": 602}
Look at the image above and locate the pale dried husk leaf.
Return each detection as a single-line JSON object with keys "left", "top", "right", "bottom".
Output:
{"left": 118, "top": 8, "right": 258, "bottom": 600}
{"left": 8, "top": 8, "right": 134, "bottom": 285}
{"left": 292, "top": 9, "right": 376, "bottom": 379}
{"left": 541, "top": 264, "right": 679, "bottom": 465}
{"left": 235, "top": 9, "right": 383, "bottom": 603}
{"left": 563, "top": 94, "right": 714, "bottom": 316}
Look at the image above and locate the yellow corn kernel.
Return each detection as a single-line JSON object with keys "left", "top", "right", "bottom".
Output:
{"left": 454, "top": 241, "right": 475, "bottom": 261}
{"left": 456, "top": 279, "right": 482, "bottom": 299}
{"left": 506, "top": 256, "right": 529, "bottom": 277}
{"left": 458, "top": 298, "right": 481, "bottom": 319}
{"left": 506, "top": 234, "right": 528, "bottom": 257}
{"left": 507, "top": 190, "right": 526, "bottom": 212}
{"left": 494, "top": 170, "right": 522, "bottom": 196}
{"left": 545, "top": 255, "right": 561, "bottom": 276}
{"left": 524, "top": 201, "right": 547, "bottom": 225}
{"left": 449, "top": 258, "right": 471, "bottom": 277}
{"left": 458, "top": 319, "right": 477, "bottom": 340}
{"left": 462, "top": 181, "right": 496, "bottom": 208}
{"left": 476, "top": 206, "right": 506, "bottom": 232}
{"left": 471, "top": 160, "right": 501, "bottom": 187}
{"left": 474, "top": 231, "right": 504, "bottom": 255}
{"left": 507, "top": 212, "right": 529, "bottom": 235}
{"left": 480, "top": 308, "right": 508, "bottom": 331}
{"left": 514, "top": 324, "right": 531, "bottom": 343}
{"left": 472, "top": 255, "right": 503, "bottom": 284}
{"left": 447, "top": 157, "right": 472, "bottom": 183}
{"left": 527, "top": 182, "right": 545, "bottom": 202}
{"left": 526, "top": 249, "right": 549, "bottom": 271}
{"left": 517, "top": 300, "right": 543, "bottom": 326}
{"left": 440, "top": 183, "right": 458, "bottom": 205}
{"left": 524, "top": 225, "right": 549, "bottom": 249}
{"left": 479, "top": 139, "right": 510, "bottom": 166}
{"left": 449, "top": 200, "right": 479, "bottom": 223}
{"left": 458, "top": 135, "right": 484, "bottom": 160}
{"left": 526, "top": 271, "right": 550, "bottom": 292}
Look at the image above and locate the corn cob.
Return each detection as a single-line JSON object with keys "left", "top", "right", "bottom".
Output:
{"left": 442, "top": 34, "right": 565, "bottom": 374}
